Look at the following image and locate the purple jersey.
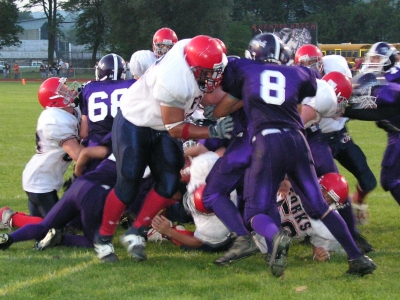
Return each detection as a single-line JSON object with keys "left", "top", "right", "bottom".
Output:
{"left": 221, "top": 59, "right": 317, "bottom": 137}
{"left": 80, "top": 79, "right": 136, "bottom": 145}
{"left": 385, "top": 66, "right": 400, "bottom": 84}
{"left": 371, "top": 82, "right": 400, "bottom": 133}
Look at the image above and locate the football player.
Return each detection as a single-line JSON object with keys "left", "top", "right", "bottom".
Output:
{"left": 21, "top": 77, "right": 83, "bottom": 218}
{"left": 295, "top": 44, "right": 377, "bottom": 225}
{"left": 277, "top": 173, "right": 350, "bottom": 261}
{"left": 203, "top": 55, "right": 295, "bottom": 266}
{"left": 152, "top": 27, "right": 178, "bottom": 59}
{"left": 0, "top": 154, "right": 117, "bottom": 250}
{"left": 212, "top": 32, "right": 376, "bottom": 277}
{"left": 76, "top": 53, "right": 135, "bottom": 176}
{"left": 93, "top": 35, "right": 232, "bottom": 263}
{"left": 129, "top": 28, "right": 178, "bottom": 79}
{"left": 344, "top": 42, "right": 400, "bottom": 206}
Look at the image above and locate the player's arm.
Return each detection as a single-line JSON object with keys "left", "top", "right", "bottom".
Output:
{"left": 300, "top": 105, "right": 319, "bottom": 124}
{"left": 74, "top": 145, "right": 109, "bottom": 176}
{"left": 201, "top": 85, "right": 226, "bottom": 106}
{"left": 79, "top": 115, "right": 89, "bottom": 140}
{"left": 213, "top": 93, "right": 243, "bottom": 118}
{"left": 61, "top": 138, "right": 84, "bottom": 162}
{"left": 344, "top": 106, "right": 400, "bottom": 121}
{"left": 161, "top": 105, "right": 234, "bottom": 140}
{"left": 161, "top": 106, "right": 210, "bottom": 139}
{"left": 151, "top": 215, "right": 204, "bottom": 248}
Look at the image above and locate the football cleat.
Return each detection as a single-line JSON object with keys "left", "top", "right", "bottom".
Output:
{"left": 353, "top": 233, "right": 375, "bottom": 254}
{"left": 214, "top": 232, "right": 259, "bottom": 265}
{"left": 0, "top": 206, "right": 15, "bottom": 230}
{"left": 0, "top": 233, "right": 13, "bottom": 250}
{"left": 93, "top": 232, "right": 119, "bottom": 263}
{"left": 269, "top": 230, "right": 292, "bottom": 277}
{"left": 347, "top": 255, "right": 376, "bottom": 276}
{"left": 119, "top": 227, "right": 147, "bottom": 261}
{"left": 34, "top": 228, "right": 63, "bottom": 250}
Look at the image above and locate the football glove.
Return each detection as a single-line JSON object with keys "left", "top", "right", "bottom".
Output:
{"left": 203, "top": 105, "right": 217, "bottom": 121}
{"left": 208, "top": 116, "right": 234, "bottom": 139}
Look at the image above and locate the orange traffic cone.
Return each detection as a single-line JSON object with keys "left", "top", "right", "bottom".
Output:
{"left": 22, "top": 78, "right": 26, "bottom": 85}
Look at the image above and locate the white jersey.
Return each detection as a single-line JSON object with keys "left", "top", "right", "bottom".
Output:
{"left": 23, "top": 107, "right": 80, "bottom": 193}
{"left": 129, "top": 50, "right": 157, "bottom": 78}
{"left": 319, "top": 55, "right": 353, "bottom": 133}
{"left": 302, "top": 79, "right": 338, "bottom": 127}
{"left": 278, "top": 189, "right": 342, "bottom": 252}
{"left": 120, "top": 39, "right": 203, "bottom": 130}
{"left": 319, "top": 116, "right": 349, "bottom": 133}
{"left": 184, "top": 151, "right": 236, "bottom": 246}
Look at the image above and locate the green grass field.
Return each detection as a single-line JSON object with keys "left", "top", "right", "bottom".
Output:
{"left": 0, "top": 81, "right": 399, "bottom": 299}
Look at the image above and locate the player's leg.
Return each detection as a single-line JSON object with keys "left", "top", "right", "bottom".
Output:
{"left": 119, "top": 132, "right": 183, "bottom": 261}
{"left": 244, "top": 132, "right": 290, "bottom": 277}
{"left": 290, "top": 131, "right": 376, "bottom": 276}
{"left": 95, "top": 112, "right": 149, "bottom": 262}
{"left": 26, "top": 190, "right": 59, "bottom": 218}
{"left": 380, "top": 138, "right": 400, "bottom": 205}
{"left": 1, "top": 186, "right": 83, "bottom": 250}
{"left": 307, "top": 130, "right": 371, "bottom": 250}
{"left": 334, "top": 135, "right": 376, "bottom": 224}
{"left": 203, "top": 132, "right": 251, "bottom": 236}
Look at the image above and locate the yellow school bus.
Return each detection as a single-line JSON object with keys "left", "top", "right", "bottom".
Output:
{"left": 318, "top": 44, "right": 372, "bottom": 66}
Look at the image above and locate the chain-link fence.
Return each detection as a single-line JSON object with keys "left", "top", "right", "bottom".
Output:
{"left": 4, "top": 67, "right": 96, "bottom": 81}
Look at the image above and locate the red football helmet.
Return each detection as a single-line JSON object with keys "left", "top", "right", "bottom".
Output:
{"left": 294, "top": 44, "right": 324, "bottom": 74}
{"left": 322, "top": 71, "right": 352, "bottom": 108}
{"left": 153, "top": 27, "right": 178, "bottom": 58}
{"left": 319, "top": 173, "right": 349, "bottom": 206}
{"left": 184, "top": 35, "right": 225, "bottom": 93}
{"left": 38, "top": 77, "right": 79, "bottom": 108}
{"left": 214, "top": 38, "right": 227, "bottom": 54}
{"left": 193, "top": 184, "right": 212, "bottom": 214}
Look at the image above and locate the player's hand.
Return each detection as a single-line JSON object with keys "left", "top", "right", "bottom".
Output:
{"left": 313, "top": 246, "right": 331, "bottom": 261}
{"left": 62, "top": 173, "right": 77, "bottom": 192}
{"left": 203, "top": 105, "right": 217, "bottom": 121}
{"left": 208, "top": 116, "right": 234, "bottom": 139}
{"left": 277, "top": 179, "right": 291, "bottom": 199}
{"left": 151, "top": 215, "right": 172, "bottom": 236}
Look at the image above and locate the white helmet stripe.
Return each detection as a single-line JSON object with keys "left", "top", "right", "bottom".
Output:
{"left": 112, "top": 53, "right": 118, "bottom": 80}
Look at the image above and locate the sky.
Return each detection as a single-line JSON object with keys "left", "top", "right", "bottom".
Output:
{"left": 18, "top": 1, "right": 45, "bottom": 13}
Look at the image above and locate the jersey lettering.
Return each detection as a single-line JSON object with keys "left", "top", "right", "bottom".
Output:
{"left": 88, "top": 88, "right": 127, "bottom": 122}
{"left": 260, "top": 70, "right": 286, "bottom": 105}
{"left": 185, "top": 96, "right": 203, "bottom": 118}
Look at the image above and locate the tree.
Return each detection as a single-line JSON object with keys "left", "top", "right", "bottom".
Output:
{"left": 62, "top": 0, "right": 107, "bottom": 67}
{"left": 21, "top": 0, "right": 65, "bottom": 64}
{"left": 18, "top": 10, "right": 33, "bottom": 21}
{"left": 100, "top": 0, "right": 233, "bottom": 59}
{"left": 0, "top": 0, "right": 23, "bottom": 49}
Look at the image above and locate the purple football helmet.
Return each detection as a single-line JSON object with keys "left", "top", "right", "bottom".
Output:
{"left": 248, "top": 33, "right": 284, "bottom": 64}
{"left": 361, "top": 42, "right": 398, "bottom": 73}
{"left": 95, "top": 53, "right": 126, "bottom": 81}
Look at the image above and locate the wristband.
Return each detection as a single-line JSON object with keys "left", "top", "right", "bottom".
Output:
{"left": 182, "top": 123, "right": 190, "bottom": 141}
